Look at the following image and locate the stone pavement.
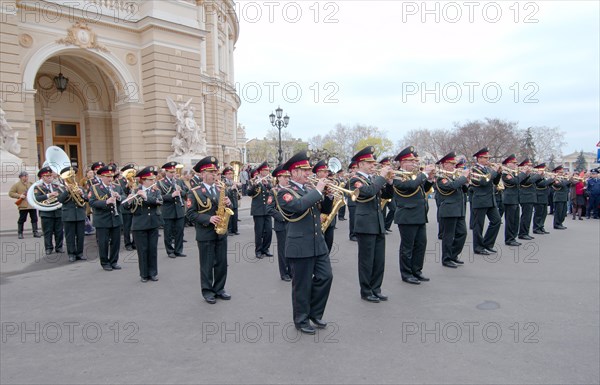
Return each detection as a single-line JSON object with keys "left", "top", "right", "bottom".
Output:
{"left": 1, "top": 196, "right": 599, "bottom": 384}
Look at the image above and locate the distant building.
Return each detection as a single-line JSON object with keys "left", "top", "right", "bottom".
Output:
{"left": 560, "top": 151, "right": 599, "bottom": 172}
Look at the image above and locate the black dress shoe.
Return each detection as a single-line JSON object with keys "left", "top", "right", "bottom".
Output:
{"left": 18, "top": 233, "right": 24, "bottom": 239}
{"left": 149, "top": 276, "right": 159, "bottom": 282}
{"left": 204, "top": 296, "right": 217, "bottom": 304}
{"left": 402, "top": 277, "right": 421, "bottom": 285}
{"left": 68, "top": 255, "right": 76, "bottom": 262}
{"left": 297, "top": 325, "right": 316, "bottom": 335}
{"left": 349, "top": 236, "right": 358, "bottom": 242}
{"left": 533, "top": 230, "right": 544, "bottom": 234}
{"left": 111, "top": 264, "right": 122, "bottom": 270}
{"left": 554, "top": 225, "right": 567, "bottom": 230}
{"left": 474, "top": 249, "right": 490, "bottom": 255}
{"left": 125, "top": 245, "right": 133, "bottom": 251}
{"left": 183, "top": 239, "right": 187, "bottom": 243}
{"left": 263, "top": 251, "right": 274, "bottom": 257}
{"left": 216, "top": 291, "right": 231, "bottom": 300}
{"left": 442, "top": 261, "right": 458, "bottom": 268}
{"left": 45, "top": 249, "right": 53, "bottom": 255}
{"left": 414, "top": 273, "right": 430, "bottom": 281}
{"left": 309, "top": 318, "right": 327, "bottom": 328}
{"left": 175, "top": 253, "right": 187, "bottom": 257}
{"left": 281, "top": 275, "right": 292, "bottom": 282}
{"left": 385, "top": 228, "right": 392, "bottom": 233}
{"left": 542, "top": 230, "right": 550, "bottom": 234}
{"left": 485, "top": 247, "right": 497, "bottom": 253}
{"left": 102, "top": 266, "right": 113, "bottom": 271}
{"left": 77, "top": 254, "right": 87, "bottom": 260}
{"left": 505, "top": 241, "right": 521, "bottom": 246}
{"left": 255, "top": 253, "right": 264, "bottom": 259}
{"left": 338, "top": 218, "right": 346, "bottom": 221}
{"left": 451, "top": 258, "right": 464, "bottom": 264}
{"left": 374, "top": 293, "right": 388, "bottom": 301}
{"left": 518, "top": 235, "right": 534, "bottom": 240}
{"left": 234, "top": 232, "right": 240, "bottom": 235}
{"left": 140, "top": 277, "right": 148, "bottom": 282}
{"left": 55, "top": 248, "right": 64, "bottom": 253}
{"left": 132, "top": 245, "right": 137, "bottom": 250}
{"left": 167, "top": 254, "right": 176, "bottom": 258}
{"left": 361, "top": 295, "right": 380, "bottom": 303}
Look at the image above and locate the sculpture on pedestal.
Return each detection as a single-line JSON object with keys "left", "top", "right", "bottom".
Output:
{"left": 0, "top": 103, "right": 21, "bottom": 156}
{"left": 165, "top": 97, "right": 207, "bottom": 159}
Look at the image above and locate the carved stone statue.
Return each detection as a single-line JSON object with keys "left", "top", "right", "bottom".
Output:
{"left": 0, "top": 104, "right": 21, "bottom": 156}
{"left": 165, "top": 97, "right": 206, "bottom": 158}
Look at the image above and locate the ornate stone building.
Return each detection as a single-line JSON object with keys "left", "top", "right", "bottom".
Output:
{"left": 0, "top": 0, "right": 244, "bottom": 176}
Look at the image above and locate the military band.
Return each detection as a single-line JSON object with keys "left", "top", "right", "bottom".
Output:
{"left": 123, "top": 166, "right": 163, "bottom": 282}
{"left": 34, "top": 167, "right": 64, "bottom": 255}
{"left": 247, "top": 161, "right": 274, "bottom": 258}
{"left": 517, "top": 158, "right": 540, "bottom": 240}
{"left": 313, "top": 160, "right": 336, "bottom": 253}
{"left": 350, "top": 146, "right": 391, "bottom": 301}
{"left": 502, "top": 154, "right": 527, "bottom": 246}
{"left": 118, "top": 163, "right": 137, "bottom": 251}
{"left": 159, "top": 162, "right": 188, "bottom": 258}
{"left": 551, "top": 166, "right": 571, "bottom": 229}
{"left": 222, "top": 167, "right": 241, "bottom": 235}
{"left": 392, "top": 146, "right": 434, "bottom": 285}
{"left": 89, "top": 165, "right": 124, "bottom": 271}
{"left": 266, "top": 165, "right": 292, "bottom": 281}
{"left": 57, "top": 166, "right": 88, "bottom": 262}
{"left": 434, "top": 152, "right": 469, "bottom": 268}
{"left": 470, "top": 148, "right": 502, "bottom": 255}
{"left": 532, "top": 163, "right": 553, "bottom": 234}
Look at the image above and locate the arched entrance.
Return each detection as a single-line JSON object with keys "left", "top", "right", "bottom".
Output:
{"left": 23, "top": 45, "right": 140, "bottom": 175}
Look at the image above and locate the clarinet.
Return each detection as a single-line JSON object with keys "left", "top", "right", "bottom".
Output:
{"left": 108, "top": 185, "right": 119, "bottom": 217}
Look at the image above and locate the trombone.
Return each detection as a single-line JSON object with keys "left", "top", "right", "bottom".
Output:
{"left": 307, "top": 176, "right": 360, "bottom": 201}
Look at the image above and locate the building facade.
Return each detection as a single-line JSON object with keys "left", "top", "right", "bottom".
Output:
{"left": 0, "top": 0, "right": 244, "bottom": 176}
{"left": 560, "top": 151, "right": 600, "bottom": 172}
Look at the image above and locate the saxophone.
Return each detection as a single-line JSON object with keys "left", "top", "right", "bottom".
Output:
{"left": 321, "top": 191, "right": 346, "bottom": 233}
{"left": 214, "top": 180, "right": 234, "bottom": 235}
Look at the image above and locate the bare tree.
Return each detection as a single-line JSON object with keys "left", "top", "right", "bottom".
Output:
{"left": 528, "top": 126, "right": 566, "bottom": 162}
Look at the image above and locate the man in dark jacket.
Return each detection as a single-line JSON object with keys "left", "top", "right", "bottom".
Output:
{"left": 532, "top": 164, "right": 553, "bottom": 234}
{"left": 392, "top": 146, "right": 435, "bottom": 285}
{"left": 247, "top": 161, "right": 273, "bottom": 258}
{"left": 158, "top": 162, "right": 188, "bottom": 258}
{"left": 57, "top": 166, "right": 87, "bottom": 262}
{"left": 266, "top": 165, "right": 292, "bottom": 281}
{"left": 186, "top": 156, "right": 232, "bottom": 304}
{"left": 34, "top": 167, "right": 64, "bottom": 255}
{"left": 275, "top": 151, "right": 332, "bottom": 335}
{"left": 551, "top": 166, "right": 571, "bottom": 230}
{"left": 501, "top": 154, "right": 529, "bottom": 246}
{"left": 517, "top": 159, "right": 540, "bottom": 240}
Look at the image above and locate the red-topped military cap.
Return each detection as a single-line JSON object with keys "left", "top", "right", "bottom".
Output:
{"left": 162, "top": 161, "right": 178, "bottom": 171}
{"left": 312, "top": 160, "right": 327, "bottom": 174}
{"left": 472, "top": 147, "right": 490, "bottom": 158}
{"left": 91, "top": 161, "right": 105, "bottom": 171}
{"left": 502, "top": 154, "right": 517, "bottom": 165}
{"left": 436, "top": 151, "right": 457, "bottom": 165}
{"left": 136, "top": 166, "right": 158, "bottom": 180}
{"left": 455, "top": 158, "right": 466, "bottom": 168}
{"left": 348, "top": 161, "right": 358, "bottom": 170}
{"left": 283, "top": 151, "right": 312, "bottom": 171}
{"left": 256, "top": 161, "right": 270, "bottom": 173}
{"left": 121, "top": 163, "right": 136, "bottom": 172}
{"left": 533, "top": 163, "right": 546, "bottom": 169}
{"left": 97, "top": 165, "right": 116, "bottom": 177}
{"left": 272, "top": 164, "right": 291, "bottom": 178}
{"left": 352, "top": 146, "right": 377, "bottom": 163}
{"left": 37, "top": 166, "right": 53, "bottom": 178}
{"left": 193, "top": 157, "right": 219, "bottom": 173}
{"left": 395, "top": 146, "right": 418, "bottom": 162}
{"left": 518, "top": 158, "right": 531, "bottom": 167}
{"left": 379, "top": 157, "right": 392, "bottom": 165}
{"left": 552, "top": 165, "right": 564, "bottom": 172}
{"left": 59, "top": 165, "right": 77, "bottom": 175}
{"left": 222, "top": 166, "right": 234, "bottom": 174}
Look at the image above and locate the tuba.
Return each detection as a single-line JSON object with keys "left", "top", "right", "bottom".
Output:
{"left": 27, "top": 146, "right": 71, "bottom": 211}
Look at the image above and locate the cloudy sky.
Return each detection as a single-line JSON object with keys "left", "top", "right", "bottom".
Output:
{"left": 234, "top": 1, "right": 599, "bottom": 156}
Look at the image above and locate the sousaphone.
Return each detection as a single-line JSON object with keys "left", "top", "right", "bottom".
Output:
{"left": 27, "top": 146, "right": 71, "bottom": 211}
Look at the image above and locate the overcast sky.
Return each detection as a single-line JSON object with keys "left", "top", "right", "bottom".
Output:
{"left": 234, "top": 1, "right": 599, "bottom": 156}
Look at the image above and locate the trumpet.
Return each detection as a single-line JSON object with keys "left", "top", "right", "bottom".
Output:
{"left": 470, "top": 168, "right": 490, "bottom": 182}
{"left": 307, "top": 176, "right": 360, "bottom": 201}
{"left": 251, "top": 174, "right": 273, "bottom": 184}
{"left": 373, "top": 164, "right": 417, "bottom": 180}
{"left": 435, "top": 168, "right": 463, "bottom": 178}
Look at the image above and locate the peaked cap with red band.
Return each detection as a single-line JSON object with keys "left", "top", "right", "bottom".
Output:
{"left": 312, "top": 160, "right": 328, "bottom": 174}
{"left": 59, "top": 166, "right": 78, "bottom": 175}
{"left": 436, "top": 151, "right": 457, "bottom": 165}
{"left": 121, "top": 163, "right": 136, "bottom": 173}
{"left": 395, "top": 146, "right": 418, "bottom": 162}
{"left": 502, "top": 154, "right": 517, "bottom": 165}
{"left": 455, "top": 158, "right": 466, "bottom": 168}
{"left": 533, "top": 163, "right": 546, "bottom": 169}
{"left": 162, "top": 161, "right": 178, "bottom": 171}
{"left": 518, "top": 158, "right": 531, "bottom": 167}
{"left": 272, "top": 164, "right": 290, "bottom": 178}
{"left": 348, "top": 161, "right": 358, "bottom": 170}
{"left": 193, "top": 157, "right": 219, "bottom": 173}
{"left": 379, "top": 157, "right": 392, "bottom": 165}
{"left": 352, "top": 146, "right": 377, "bottom": 163}
{"left": 136, "top": 166, "right": 158, "bottom": 180}
{"left": 472, "top": 147, "right": 490, "bottom": 158}
{"left": 552, "top": 165, "right": 564, "bottom": 172}
{"left": 37, "top": 166, "right": 53, "bottom": 178}
{"left": 222, "top": 166, "right": 234, "bottom": 174}
{"left": 256, "top": 161, "right": 270, "bottom": 172}
{"left": 97, "top": 165, "right": 116, "bottom": 177}
{"left": 91, "top": 161, "right": 105, "bottom": 171}
{"left": 283, "top": 151, "right": 312, "bottom": 171}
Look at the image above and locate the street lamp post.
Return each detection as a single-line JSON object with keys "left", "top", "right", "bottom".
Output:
{"left": 221, "top": 144, "right": 226, "bottom": 168}
{"left": 269, "top": 106, "right": 290, "bottom": 165}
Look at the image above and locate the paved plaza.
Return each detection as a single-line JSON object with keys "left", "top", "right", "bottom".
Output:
{"left": 1, "top": 195, "right": 599, "bottom": 384}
